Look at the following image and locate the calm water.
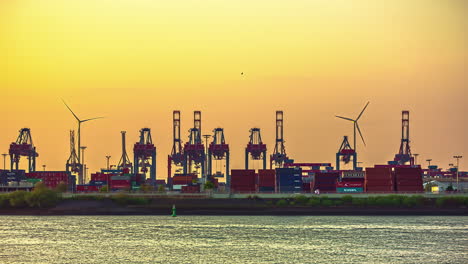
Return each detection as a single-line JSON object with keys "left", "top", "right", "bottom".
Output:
{"left": 0, "top": 215, "right": 466, "bottom": 263}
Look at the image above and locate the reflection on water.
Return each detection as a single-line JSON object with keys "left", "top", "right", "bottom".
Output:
{"left": 0, "top": 215, "right": 466, "bottom": 263}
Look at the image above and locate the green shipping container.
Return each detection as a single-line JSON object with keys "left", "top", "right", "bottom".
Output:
{"left": 336, "top": 187, "right": 363, "bottom": 193}
{"left": 26, "top": 178, "right": 42, "bottom": 183}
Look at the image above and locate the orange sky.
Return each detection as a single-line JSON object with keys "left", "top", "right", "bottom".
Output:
{"left": 1, "top": 0, "right": 467, "bottom": 178}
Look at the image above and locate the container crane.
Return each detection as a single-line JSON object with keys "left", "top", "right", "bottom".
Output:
{"left": 134, "top": 128, "right": 156, "bottom": 183}
{"left": 9, "top": 128, "right": 38, "bottom": 172}
{"left": 270, "top": 111, "right": 288, "bottom": 168}
{"left": 245, "top": 128, "right": 267, "bottom": 170}
{"left": 207, "top": 128, "right": 230, "bottom": 186}
{"left": 183, "top": 111, "right": 205, "bottom": 178}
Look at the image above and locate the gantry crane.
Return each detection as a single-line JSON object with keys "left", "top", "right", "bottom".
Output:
{"left": 168, "top": 110, "right": 185, "bottom": 185}
{"left": 183, "top": 111, "right": 205, "bottom": 178}
{"left": 66, "top": 130, "right": 82, "bottom": 183}
{"left": 245, "top": 128, "right": 267, "bottom": 170}
{"left": 118, "top": 131, "right": 132, "bottom": 173}
{"left": 207, "top": 128, "right": 230, "bottom": 186}
{"left": 134, "top": 128, "right": 156, "bottom": 183}
{"left": 394, "top": 110, "right": 414, "bottom": 165}
{"left": 336, "top": 136, "right": 357, "bottom": 170}
{"left": 270, "top": 111, "right": 288, "bottom": 168}
{"left": 9, "top": 128, "right": 38, "bottom": 172}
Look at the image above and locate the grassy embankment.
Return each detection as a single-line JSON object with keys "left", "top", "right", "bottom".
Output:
{"left": 1, "top": 185, "right": 468, "bottom": 210}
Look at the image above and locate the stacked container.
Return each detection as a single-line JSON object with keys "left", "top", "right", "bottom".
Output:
{"left": 181, "top": 185, "right": 200, "bottom": 193}
{"left": 76, "top": 184, "right": 100, "bottom": 192}
{"left": 172, "top": 174, "right": 197, "bottom": 185}
{"left": 311, "top": 172, "right": 339, "bottom": 193}
{"left": 90, "top": 173, "right": 110, "bottom": 185}
{"left": 27, "top": 171, "right": 70, "bottom": 189}
{"left": 230, "top": 169, "right": 256, "bottom": 193}
{"left": 336, "top": 181, "right": 364, "bottom": 193}
{"left": 276, "top": 168, "right": 302, "bottom": 193}
{"left": 394, "top": 167, "right": 423, "bottom": 192}
{"left": 1, "top": 170, "right": 26, "bottom": 185}
{"left": 257, "top": 169, "right": 276, "bottom": 192}
{"left": 110, "top": 175, "right": 131, "bottom": 190}
{"left": 365, "top": 167, "right": 394, "bottom": 192}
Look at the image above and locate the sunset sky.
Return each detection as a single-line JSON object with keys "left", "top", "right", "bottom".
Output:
{"left": 1, "top": 0, "right": 467, "bottom": 178}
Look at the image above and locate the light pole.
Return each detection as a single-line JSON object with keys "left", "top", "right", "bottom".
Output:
{"left": 426, "top": 159, "right": 432, "bottom": 168}
{"left": 203, "top": 134, "right": 211, "bottom": 182}
{"left": 2, "top": 153, "right": 7, "bottom": 170}
{"left": 106, "top": 155, "right": 111, "bottom": 170}
{"left": 413, "top": 154, "right": 419, "bottom": 165}
{"left": 80, "top": 146, "right": 87, "bottom": 183}
{"left": 453, "top": 156, "right": 462, "bottom": 192}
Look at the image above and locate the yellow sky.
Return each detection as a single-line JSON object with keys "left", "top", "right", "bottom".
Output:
{"left": 1, "top": 0, "right": 467, "bottom": 177}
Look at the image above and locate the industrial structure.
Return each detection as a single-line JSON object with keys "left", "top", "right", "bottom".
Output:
{"left": 168, "top": 111, "right": 185, "bottom": 185}
{"left": 394, "top": 110, "right": 414, "bottom": 165}
{"left": 207, "top": 128, "right": 230, "bottom": 186}
{"left": 65, "top": 130, "right": 83, "bottom": 183}
{"left": 245, "top": 128, "right": 267, "bottom": 170}
{"left": 336, "top": 102, "right": 369, "bottom": 166}
{"left": 336, "top": 136, "right": 357, "bottom": 170}
{"left": 3, "top": 106, "right": 467, "bottom": 194}
{"left": 270, "top": 111, "right": 288, "bottom": 169}
{"left": 133, "top": 128, "right": 156, "bottom": 182}
{"left": 117, "top": 131, "right": 132, "bottom": 173}
{"left": 9, "top": 128, "right": 38, "bottom": 172}
{"left": 183, "top": 111, "right": 205, "bottom": 178}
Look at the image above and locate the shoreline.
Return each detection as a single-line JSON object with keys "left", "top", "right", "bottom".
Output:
{"left": 1, "top": 198, "right": 467, "bottom": 216}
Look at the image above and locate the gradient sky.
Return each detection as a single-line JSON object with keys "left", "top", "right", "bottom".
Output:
{"left": 1, "top": 0, "right": 467, "bottom": 178}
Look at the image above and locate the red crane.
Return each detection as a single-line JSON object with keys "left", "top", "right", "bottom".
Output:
{"left": 9, "top": 128, "right": 38, "bottom": 172}
{"left": 183, "top": 111, "right": 205, "bottom": 178}
{"left": 245, "top": 128, "right": 267, "bottom": 169}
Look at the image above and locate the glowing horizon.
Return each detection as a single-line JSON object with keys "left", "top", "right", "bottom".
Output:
{"left": 1, "top": 0, "right": 467, "bottom": 177}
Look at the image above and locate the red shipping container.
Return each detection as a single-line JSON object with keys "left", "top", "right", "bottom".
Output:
{"left": 258, "top": 169, "right": 276, "bottom": 188}
{"left": 337, "top": 182, "right": 364, "bottom": 188}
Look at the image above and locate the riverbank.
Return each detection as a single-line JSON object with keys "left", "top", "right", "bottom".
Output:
{"left": 1, "top": 196, "right": 467, "bottom": 215}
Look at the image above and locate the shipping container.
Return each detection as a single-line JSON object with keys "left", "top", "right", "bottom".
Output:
{"left": 231, "top": 169, "right": 256, "bottom": 192}
{"left": 337, "top": 187, "right": 364, "bottom": 193}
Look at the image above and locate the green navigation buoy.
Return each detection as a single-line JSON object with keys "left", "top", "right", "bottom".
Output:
{"left": 171, "top": 204, "right": 177, "bottom": 217}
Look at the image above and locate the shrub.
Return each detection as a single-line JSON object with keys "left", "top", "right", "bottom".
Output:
{"left": 112, "top": 193, "right": 149, "bottom": 206}
{"left": 307, "top": 197, "right": 320, "bottom": 206}
{"left": 341, "top": 195, "right": 353, "bottom": 205}
{"left": 276, "top": 199, "right": 288, "bottom": 207}
{"left": 321, "top": 198, "right": 334, "bottom": 207}
{"left": 55, "top": 182, "right": 68, "bottom": 193}
{"left": 8, "top": 191, "right": 30, "bottom": 208}
{"left": 334, "top": 199, "right": 344, "bottom": 206}
{"left": 402, "top": 195, "right": 425, "bottom": 208}
{"left": 0, "top": 194, "right": 10, "bottom": 208}
{"left": 352, "top": 198, "right": 367, "bottom": 207}
{"left": 294, "top": 195, "right": 309, "bottom": 205}
{"left": 26, "top": 188, "right": 59, "bottom": 208}
{"left": 100, "top": 186, "right": 109, "bottom": 193}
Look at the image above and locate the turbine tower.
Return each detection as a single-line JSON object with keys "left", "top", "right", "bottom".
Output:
{"left": 62, "top": 99, "right": 103, "bottom": 163}
{"left": 336, "top": 102, "right": 369, "bottom": 153}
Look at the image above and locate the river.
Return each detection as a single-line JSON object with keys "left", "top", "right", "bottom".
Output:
{"left": 0, "top": 215, "right": 466, "bottom": 263}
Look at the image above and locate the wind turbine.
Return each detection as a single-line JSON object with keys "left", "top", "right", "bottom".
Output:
{"left": 336, "top": 102, "right": 369, "bottom": 153}
{"left": 62, "top": 99, "right": 103, "bottom": 163}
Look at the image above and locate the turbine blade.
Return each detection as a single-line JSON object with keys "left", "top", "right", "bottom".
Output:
{"left": 356, "top": 122, "right": 366, "bottom": 146}
{"left": 335, "top": 116, "right": 355, "bottom": 122}
{"left": 62, "top": 99, "right": 80, "bottom": 121}
{"left": 356, "top": 101, "right": 370, "bottom": 121}
{"left": 81, "top": 116, "right": 105, "bottom": 123}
